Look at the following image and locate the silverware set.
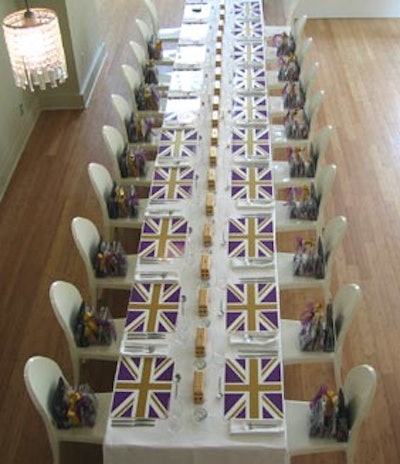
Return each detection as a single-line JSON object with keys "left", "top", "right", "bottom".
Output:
{"left": 111, "top": 418, "right": 156, "bottom": 427}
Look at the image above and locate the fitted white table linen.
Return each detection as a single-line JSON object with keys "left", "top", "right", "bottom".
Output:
{"left": 104, "top": 1, "right": 289, "bottom": 463}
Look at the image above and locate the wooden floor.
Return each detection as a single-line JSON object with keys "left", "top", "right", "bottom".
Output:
{"left": 1, "top": 0, "right": 400, "bottom": 463}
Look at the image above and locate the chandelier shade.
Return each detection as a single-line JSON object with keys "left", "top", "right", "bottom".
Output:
{"left": 2, "top": 7, "right": 68, "bottom": 91}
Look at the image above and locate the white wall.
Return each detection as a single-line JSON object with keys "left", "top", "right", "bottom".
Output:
{"left": 293, "top": 0, "right": 400, "bottom": 18}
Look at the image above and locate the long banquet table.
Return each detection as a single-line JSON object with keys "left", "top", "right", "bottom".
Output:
{"left": 104, "top": 1, "right": 289, "bottom": 463}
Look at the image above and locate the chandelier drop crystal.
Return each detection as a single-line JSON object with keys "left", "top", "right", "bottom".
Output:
{"left": 2, "top": 8, "right": 68, "bottom": 91}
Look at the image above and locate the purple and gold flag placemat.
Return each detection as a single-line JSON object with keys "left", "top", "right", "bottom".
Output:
{"left": 232, "top": 20, "right": 264, "bottom": 41}
{"left": 125, "top": 283, "right": 181, "bottom": 333}
{"left": 232, "top": 43, "right": 265, "bottom": 67}
{"left": 226, "top": 282, "right": 279, "bottom": 332}
{"left": 233, "top": 1, "right": 262, "bottom": 20}
{"left": 111, "top": 356, "right": 174, "bottom": 419}
{"left": 138, "top": 217, "right": 188, "bottom": 258}
{"left": 158, "top": 128, "right": 198, "bottom": 160}
{"left": 232, "top": 95, "right": 269, "bottom": 124}
{"left": 233, "top": 67, "right": 267, "bottom": 94}
{"left": 224, "top": 357, "right": 284, "bottom": 420}
{"left": 149, "top": 166, "right": 194, "bottom": 200}
{"left": 231, "top": 126, "right": 270, "bottom": 159}
{"left": 231, "top": 166, "right": 273, "bottom": 200}
{"left": 228, "top": 216, "right": 274, "bottom": 258}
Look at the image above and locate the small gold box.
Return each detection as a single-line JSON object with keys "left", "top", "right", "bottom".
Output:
{"left": 205, "top": 192, "right": 215, "bottom": 216}
{"left": 214, "top": 66, "right": 222, "bottom": 81}
{"left": 212, "top": 111, "right": 219, "bottom": 129}
{"left": 209, "top": 146, "right": 217, "bottom": 167}
{"left": 200, "top": 253, "right": 211, "bottom": 280}
{"left": 215, "top": 41, "right": 222, "bottom": 53}
{"left": 203, "top": 222, "right": 213, "bottom": 247}
{"left": 195, "top": 327, "right": 207, "bottom": 357}
{"left": 198, "top": 287, "right": 209, "bottom": 317}
{"left": 193, "top": 370, "right": 205, "bottom": 405}
{"left": 212, "top": 95, "right": 220, "bottom": 111}
{"left": 207, "top": 168, "right": 216, "bottom": 190}
{"left": 218, "top": 19, "right": 224, "bottom": 31}
{"left": 215, "top": 54, "right": 222, "bottom": 67}
{"left": 216, "top": 29, "right": 223, "bottom": 42}
{"left": 211, "top": 128, "right": 218, "bottom": 146}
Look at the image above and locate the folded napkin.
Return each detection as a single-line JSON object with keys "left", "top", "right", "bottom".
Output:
{"left": 230, "top": 419, "right": 284, "bottom": 435}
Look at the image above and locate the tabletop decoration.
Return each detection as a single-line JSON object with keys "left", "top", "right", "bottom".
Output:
{"left": 226, "top": 282, "right": 279, "bottom": 332}
{"left": 230, "top": 166, "right": 273, "bottom": 201}
{"left": 149, "top": 166, "right": 194, "bottom": 201}
{"left": 157, "top": 128, "right": 198, "bottom": 161}
{"left": 168, "top": 69, "right": 205, "bottom": 93}
{"left": 232, "top": 43, "right": 265, "bottom": 67}
{"left": 224, "top": 357, "right": 284, "bottom": 420}
{"left": 179, "top": 23, "right": 210, "bottom": 45}
{"left": 231, "top": 95, "right": 269, "bottom": 124}
{"left": 233, "top": 67, "right": 267, "bottom": 94}
{"left": 138, "top": 216, "right": 189, "bottom": 258}
{"left": 231, "top": 126, "right": 270, "bottom": 159}
{"left": 233, "top": 0, "right": 262, "bottom": 20}
{"left": 125, "top": 283, "right": 182, "bottom": 334}
{"left": 163, "top": 97, "right": 201, "bottom": 127}
{"left": 228, "top": 216, "right": 274, "bottom": 258}
{"left": 231, "top": 20, "right": 264, "bottom": 42}
{"left": 110, "top": 356, "right": 175, "bottom": 419}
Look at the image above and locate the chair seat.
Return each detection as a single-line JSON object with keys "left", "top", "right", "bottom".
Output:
{"left": 156, "top": 49, "right": 176, "bottom": 66}
{"left": 118, "top": 160, "right": 155, "bottom": 187}
{"left": 109, "top": 198, "right": 148, "bottom": 230}
{"left": 285, "top": 400, "right": 347, "bottom": 456}
{"left": 57, "top": 392, "right": 112, "bottom": 444}
{"left": 77, "top": 318, "right": 124, "bottom": 362}
{"left": 273, "top": 161, "right": 314, "bottom": 189}
{"left": 275, "top": 201, "right": 317, "bottom": 232}
{"left": 159, "top": 27, "right": 181, "bottom": 42}
{"left": 277, "top": 251, "right": 325, "bottom": 290}
{"left": 268, "top": 96, "right": 287, "bottom": 120}
{"left": 266, "top": 70, "right": 287, "bottom": 91}
{"left": 95, "top": 254, "right": 137, "bottom": 290}
{"left": 281, "top": 319, "right": 335, "bottom": 365}
{"left": 271, "top": 124, "right": 309, "bottom": 150}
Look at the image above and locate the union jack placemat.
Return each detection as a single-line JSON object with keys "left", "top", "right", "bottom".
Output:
{"left": 233, "top": 67, "right": 267, "bottom": 94}
{"left": 149, "top": 166, "right": 194, "bottom": 200}
{"left": 224, "top": 357, "right": 284, "bottom": 420}
{"left": 125, "top": 283, "right": 181, "bottom": 333}
{"left": 232, "top": 20, "right": 264, "bottom": 41}
{"left": 231, "top": 95, "right": 269, "bottom": 124}
{"left": 111, "top": 356, "right": 175, "bottom": 419}
{"left": 228, "top": 216, "right": 274, "bottom": 258}
{"left": 232, "top": 43, "right": 265, "bottom": 67}
{"left": 233, "top": 0, "right": 262, "bottom": 20}
{"left": 231, "top": 126, "right": 270, "bottom": 159}
{"left": 158, "top": 128, "right": 198, "bottom": 160}
{"left": 138, "top": 217, "right": 188, "bottom": 258}
{"left": 226, "top": 282, "right": 279, "bottom": 332}
{"left": 231, "top": 166, "right": 273, "bottom": 200}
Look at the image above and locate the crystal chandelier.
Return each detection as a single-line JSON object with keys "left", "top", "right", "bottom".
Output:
{"left": 2, "top": 2, "right": 68, "bottom": 91}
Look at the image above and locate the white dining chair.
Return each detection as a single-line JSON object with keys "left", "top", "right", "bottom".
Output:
{"left": 129, "top": 40, "right": 171, "bottom": 90}
{"left": 282, "top": 283, "right": 362, "bottom": 386}
{"left": 49, "top": 280, "right": 125, "bottom": 385}
{"left": 24, "top": 356, "right": 111, "bottom": 464}
{"left": 267, "top": 36, "right": 313, "bottom": 92}
{"left": 265, "top": 14, "right": 308, "bottom": 63}
{"left": 268, "top": 61, "right": 319, "bottom": 121}
{"left": 71, "top": 216, "right": 137, "bottom": 306}
{"left": 122, "top": 63, "right": 168, "bottom": 116}
{"left": 273, "top": 125, "right": 333, "bottom": 190}
{"left": 275, "top": 164, "right": 337, "bottom": 236}
{"left": 111, "top": 93, "right": 161, "bottom": 147}
{"left": 102, "top": 124, "right": 156, "bottom": 188}
{"left": 141, "top": 0, "right": 181, "bottom": 42}
{"left": 277, "top": 215, "right": 347, "bottom": 300}
{"left": 285, "top": 364, "right": 377, "bottom": 464}
{"left": 270, "top": 89, "right": 325, "bottom": 151}
{"left": 136, "top": 18, "right": 176, "bottom": 65}
{"left": 88, "top": 162, "right": 147, "bottom": 241}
